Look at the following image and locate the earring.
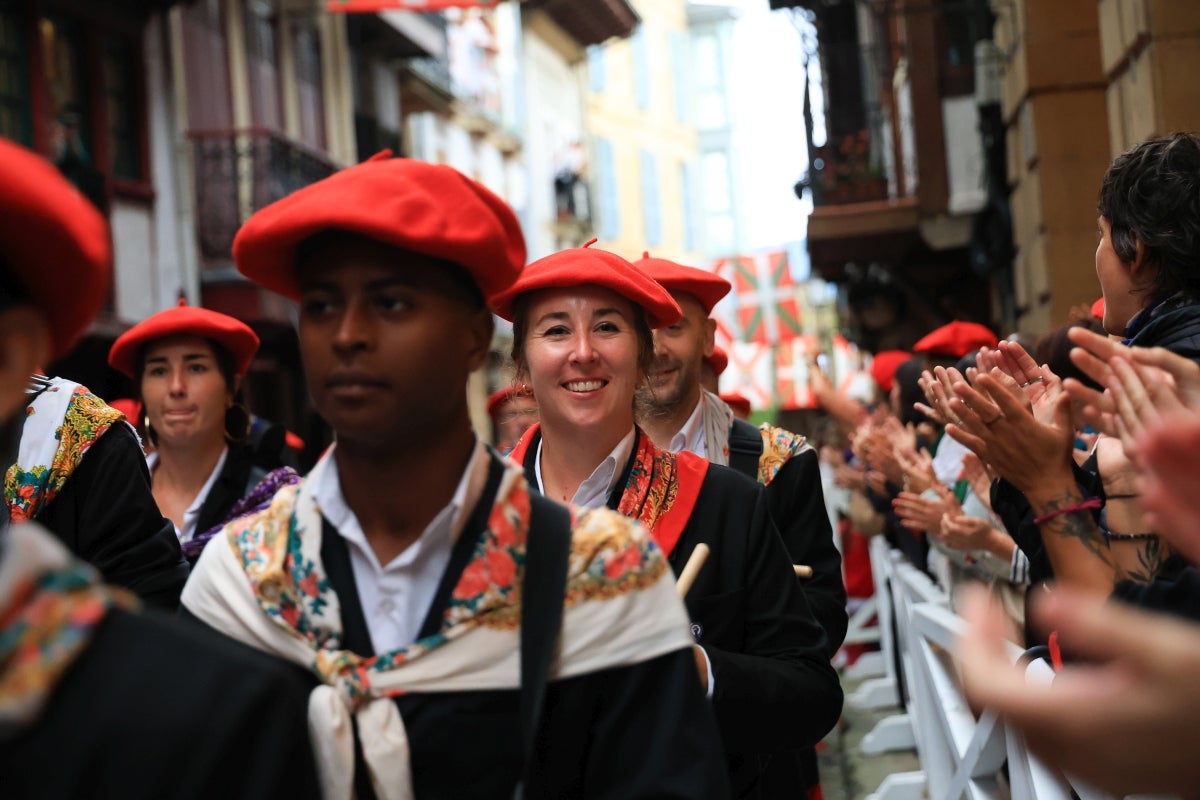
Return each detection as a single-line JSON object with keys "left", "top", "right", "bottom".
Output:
{"left": 224, "top": 403, "right": 252, "bottom": 443}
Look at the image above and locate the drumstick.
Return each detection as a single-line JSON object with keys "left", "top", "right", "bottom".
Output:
{"left": 676, "top": 543, "right": 710, "bottom": 597}
{"left": 793, "top": 564, "right": 813, "bottom": 579}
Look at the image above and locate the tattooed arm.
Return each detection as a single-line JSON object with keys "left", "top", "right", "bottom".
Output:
{"left": 943, "top": 371, "right": 1152, "bottom": 595}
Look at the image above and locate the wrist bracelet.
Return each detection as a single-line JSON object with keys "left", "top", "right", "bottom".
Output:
{"left": 1033, "top": 497, "right": 1102, "bottom": 526}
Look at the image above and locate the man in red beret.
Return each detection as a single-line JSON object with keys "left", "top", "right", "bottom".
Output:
{"left": 633, "top": 253, "right": 847, "bottom": 800}
{"left": 181, "top": 154, "right": 729, "bottom": 798}
{"left": 487, "top": 384, "right": 537, "bottom": 454}
{"left": 0, "top": 138, "right": 320, "bottom": 798}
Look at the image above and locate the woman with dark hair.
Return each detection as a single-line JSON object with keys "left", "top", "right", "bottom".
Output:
{"left": 494, "top": 241, "right": 842, "bottom": 798}
{"left": 108, "top": 303, "right": 294, "bottom": 564}
{"left": 1097, "top": 131, "right": 1200, "bottom": 358}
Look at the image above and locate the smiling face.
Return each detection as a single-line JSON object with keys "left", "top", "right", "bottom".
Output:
{"left": 516, "top": 285, "right": 643, "bottom": 446}
{"left": 638, "top": 291, "right": 713, "bottom": 417}
{"left": 296, "top": 234, "right": 492, "bottom": 450}
{"left": 140, "top": 334, "right": 233, "bottom": 449}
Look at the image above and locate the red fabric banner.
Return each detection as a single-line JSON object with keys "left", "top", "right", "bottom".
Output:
{"left": 327, "top": 0, "right": 500, "bottom": 12}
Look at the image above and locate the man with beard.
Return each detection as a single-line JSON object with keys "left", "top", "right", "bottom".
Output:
{"left": 635, "top": 253, "right": 847, "bottom": 800}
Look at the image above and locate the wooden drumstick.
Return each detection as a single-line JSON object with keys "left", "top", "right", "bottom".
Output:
{"left": 793, "top": 564, "right": 813, "bottom": 579}
{"left": 676, "top": 543, "right": 710, "bottom": 597}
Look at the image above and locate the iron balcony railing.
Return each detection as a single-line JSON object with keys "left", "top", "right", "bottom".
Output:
{"left": 190, "top": 127, "right": 338, "bottom": 261}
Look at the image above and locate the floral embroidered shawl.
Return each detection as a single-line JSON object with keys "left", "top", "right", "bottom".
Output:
{"left": 182, "top": 445, "right": 692, "bottom": 800}
{"left": 0, "top": 523, "right": 135, "bottom": 734}
{"left": 4, "top": 378, "right": 125, "bottom": 523}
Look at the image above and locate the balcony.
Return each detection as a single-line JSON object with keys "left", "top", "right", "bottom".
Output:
{"left": 190, "top": 128, "right": 338, "bottom": 262}
{"left": 807, "top": 130, "right": 890, "bottom": 207}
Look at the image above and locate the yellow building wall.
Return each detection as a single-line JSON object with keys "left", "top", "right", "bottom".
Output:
{"left": 585, "top": 0, "right": 701, "bottom": 265}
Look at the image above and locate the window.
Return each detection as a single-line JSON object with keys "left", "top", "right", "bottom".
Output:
{"left": 641, "top": 150, "right": 661, "bottom": 246}
{"left": 245, "top": 0, "right": 282, "bottom": 130}
{"left": 680, "top": 161, "right": 697, "bottom": 252}
{"left": 596, "top": 137, "right": 619, "bottom": 240}
{"left": 702, "top": 150, "right": 734, "bottom": 255}
{"left": 670, "top": 31, "right": 689, "bottom": 124}
{"left": 293, "top": 18, "right": 326, "bottom": 150}
{"left": 692, "top": 33, "right": 726, "bottom": 129}
{"left": 102, "top": 37, "right": 139, "bottom": 181}
{"left": 0, "top": 9, "right": 30, "bottom": 145}
{"left": 587, "top": 45, "right": 605, "bottom": 93}
{"left": 632, "top": 26, "right": 649, "bottom": 109}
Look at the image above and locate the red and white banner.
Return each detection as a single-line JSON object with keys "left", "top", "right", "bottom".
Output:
{"left": 775, "top": 336, "right": 819, "bottom": 410}
{"left": 328, "top": 0, "right": 500, "bottom": 12}
{"left": 723, "top": 342, "right": 774, "bottom": 411}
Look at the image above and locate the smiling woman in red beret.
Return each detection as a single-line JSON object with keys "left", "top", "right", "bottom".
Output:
{"left": 108, "top": 301, "right": 294, "bottom": 564}
{"left": 495, "top": 241, "right": 843, "bottom": 798}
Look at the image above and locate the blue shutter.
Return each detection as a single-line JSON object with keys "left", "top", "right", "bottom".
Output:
{"left": 587, "top": 45, "right": 606, "bottom": 93}
{"left": 597, "top": 138, "right": 619, "bottom": 240}
{"left": 681, "top": 161, "right": 697, "bottom": 252}
{"left": 632, "top": 27, "right": 649, "bottom": 109}
{"left": 670, "top": 31, "right": 688, "bottom": 123}
{"left": 641, "top": 150, "right": 661, "bottom": 246}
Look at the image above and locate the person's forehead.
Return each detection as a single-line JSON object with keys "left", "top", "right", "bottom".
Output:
{"left": 526, "top": 284, "right": 634, "bottom": 315}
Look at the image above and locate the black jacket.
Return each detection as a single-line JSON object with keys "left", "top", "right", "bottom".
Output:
{"left": 1, "top": 603, "right": 320, "bottom": 799}
{"left": 520, "top": 429, "right": 843, "bottom": 798}
{"left": 35, "top": 423, "right": 190, "bottom": 611}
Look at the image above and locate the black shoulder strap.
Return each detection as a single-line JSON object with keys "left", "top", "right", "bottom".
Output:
{"left": 515, "top": 493, "right": 572, "bottom": 799}
{"left": 728, "top": 417, "right": 764, "bottom": 479}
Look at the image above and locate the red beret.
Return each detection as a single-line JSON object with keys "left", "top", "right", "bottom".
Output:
{"left": 720, "top": 393, "right": 752, "bottom": 418}
{"left": 232, "top": 152, "right": 525, "bottom": 302}
{"left": 634, "top": 253, "right": 731, "bottom": 314}
{"left": 491, "top": 240, "right": 681, "bottom": 328}
{"left": 705, "top": 345, "right": 729, "bottom": 377}
{"left": 869, "top": 350, "right": 913, "bottom": 393}
{"left": 107, "top": 398, "right": 143, "bottom": 424}
{"left": 1091, "top": 297, "right": 1105, "bottom": 320}
{"left": 912, "top": 321, "right": 998, "bottom": 359}
{"left": 0, "top": 138, "right": 111, "bottom": 360}
{"left": 486, "top": 384, "right": 533, "bottom": 418}
{"left": 108, "top": 299, "right": 260, "bottom": 379}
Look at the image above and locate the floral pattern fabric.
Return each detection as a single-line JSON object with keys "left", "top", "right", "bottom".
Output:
{"left": 756, "top": 425, "right": 812, "bottom": 486}
{"left": 4, "top": 379, "right": 124, "bottom": 522}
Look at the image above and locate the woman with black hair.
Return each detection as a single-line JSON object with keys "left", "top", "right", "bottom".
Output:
{"left": 108, "top": 304, "right": 295, "bottom": 564}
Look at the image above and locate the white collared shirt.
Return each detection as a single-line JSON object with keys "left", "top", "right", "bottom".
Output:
{"left": 668, "top": 397, "right": 708, "bottom": 458}
{"left": 312, "top": 440, "right": 482, "bottom": 654}
{"left": 534, "top": 428, "right": 636, "bottom": 509}
{"left": 147, "top": 446, "right": 229, "bottom": 544}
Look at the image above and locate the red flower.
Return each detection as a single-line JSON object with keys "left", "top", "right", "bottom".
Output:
{"left": 300, "top": 572, "right": 320, "bottom": 598}
{"left": 604, "top": 544, "right": 641, "bottom": 580}
{"left": 455, "top": 559, "right": 490, "bottom": 599}
{"left": 281, "top": 603, "right": 301, "bottom": 627}
{"left": 485, "top": 549, "right": 516, "bottom": 587}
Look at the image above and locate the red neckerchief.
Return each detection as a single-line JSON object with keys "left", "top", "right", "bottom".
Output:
{"left": 509, "top": 425, "right": 708, "bottom": 557}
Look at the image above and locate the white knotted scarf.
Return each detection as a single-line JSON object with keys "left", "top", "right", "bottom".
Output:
{"left": 182, "top": 449, "right": 692, "bottom": 800}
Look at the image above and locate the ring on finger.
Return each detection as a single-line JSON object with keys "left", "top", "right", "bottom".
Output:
{"left": 1020, "top": 376, "right": 1044, "bottom": 388}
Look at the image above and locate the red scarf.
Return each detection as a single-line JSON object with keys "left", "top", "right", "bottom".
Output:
{"left": 510, "top": 425, "right": 708, "bottom": 556}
